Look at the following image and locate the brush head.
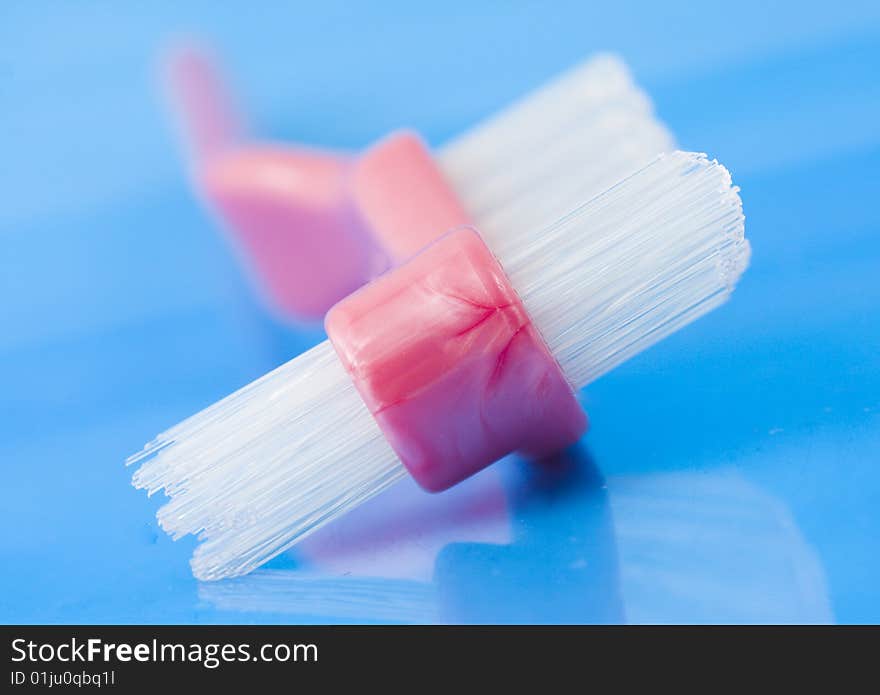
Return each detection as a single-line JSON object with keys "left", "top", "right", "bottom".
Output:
{"left": 440, "top": 53, "right": 676, "bottom": 249}
{"left": 128, "top": 342, "right": 404, "bottom": 580}
{"left": 498, "top": 150, "right": 749, "bottom": 389}
{"left": 166, "top": 50, "right": 674, "bottom": 321}
{"left": 128, "top": 149, "right": 748, "bottom": 581}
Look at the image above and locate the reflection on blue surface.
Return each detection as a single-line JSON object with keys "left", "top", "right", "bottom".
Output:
{"left": 1, "top": 1, "right": 879, "bottom": 623}
{"left": 199, "top": 448, "right": 621, "bottom": 624}
{"left": 195, "top": 448, "right": 832, "bottom": 623}
{"left": 611, "top": 469, "right": 832, "bottom": 623}
{"left": 435, "top": 449, "right": 623, "bottom": 624}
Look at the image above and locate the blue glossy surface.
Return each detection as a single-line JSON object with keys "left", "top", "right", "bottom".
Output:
{"left": 1, "top": 1, "right": 878, "bottom": 624}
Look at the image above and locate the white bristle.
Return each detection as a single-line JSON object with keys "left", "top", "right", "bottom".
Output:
{"left": 129, "top": 149, "right": 747, "bottom": 581}
{"left": 127, "top": 342, "right": 406, "bottom": 580}
{"left": 494, "top": 150, "right": 749, "bottom": 389}
{"left": 438, "top": 53, "right": 675, "bottom": 244}
{"left": 131, "top": 53, "right": 742, "bottom": 580}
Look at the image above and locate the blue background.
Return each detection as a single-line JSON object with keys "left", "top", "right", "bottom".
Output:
{"left": 1, "top": 1, "right": 878, "bottom": 623}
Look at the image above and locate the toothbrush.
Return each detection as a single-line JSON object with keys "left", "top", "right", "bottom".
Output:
{"left": 165, "top": 45, "right": 675, "bottom": 319}
{"left": 128, "top": 151, "right": 749, "bottom": 580}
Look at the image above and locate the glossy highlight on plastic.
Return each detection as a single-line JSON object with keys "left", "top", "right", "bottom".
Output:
{"left": 327, "top": 228, "right": 587, "bottom": 491}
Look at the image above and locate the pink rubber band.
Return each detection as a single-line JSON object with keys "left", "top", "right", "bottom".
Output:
{"left": 326, "top": 228, "right": 587, "bottom": 492}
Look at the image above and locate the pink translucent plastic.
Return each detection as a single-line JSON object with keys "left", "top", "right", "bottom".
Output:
{"left": 166, "top": 46, "right": 468, "bottom": 319}
{"left": 166, "top": 46, "right": 382, "bottom": 319}
{"left": 199, "top": 146, "right": 381, "bottom": 318}
{"left": 352, "top": 131, "right": 471, "bottom": 264}
{"left": 327, "top": 228, "right": 587, "bottom": 492}
{"left": 163, "top": 43, "right": 247, "bottom": 163}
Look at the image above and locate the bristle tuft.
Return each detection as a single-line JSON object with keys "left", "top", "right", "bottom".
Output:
{"left": 497, "top": 151, "right": 749, "bottom": 389}
{"left": 128, "top": 342, "right": 404, "bottom": 580}
{"left": 438, "top": 53, "right": 675, "bottom": 245}
{"left": 129, "top": 54, "right": 747, "bottom": 581}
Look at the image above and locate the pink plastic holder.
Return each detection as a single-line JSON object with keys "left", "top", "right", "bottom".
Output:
{"left": 326, "top": 228, "right": 587, "bottom": 492}
{"left": 195, "top": 132, "right": 468, "bottom": 320}
{"left": 352, "top": 131, "right": 471, "bottom": 264}
{"left": 168, "top": 46, "right": 473, "bottom": 320}
{"left": 167, "top": 46, "right": 380, "bottom": 319}
{"left": 200, "top": 147, "right": 380, "bottom": 319}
